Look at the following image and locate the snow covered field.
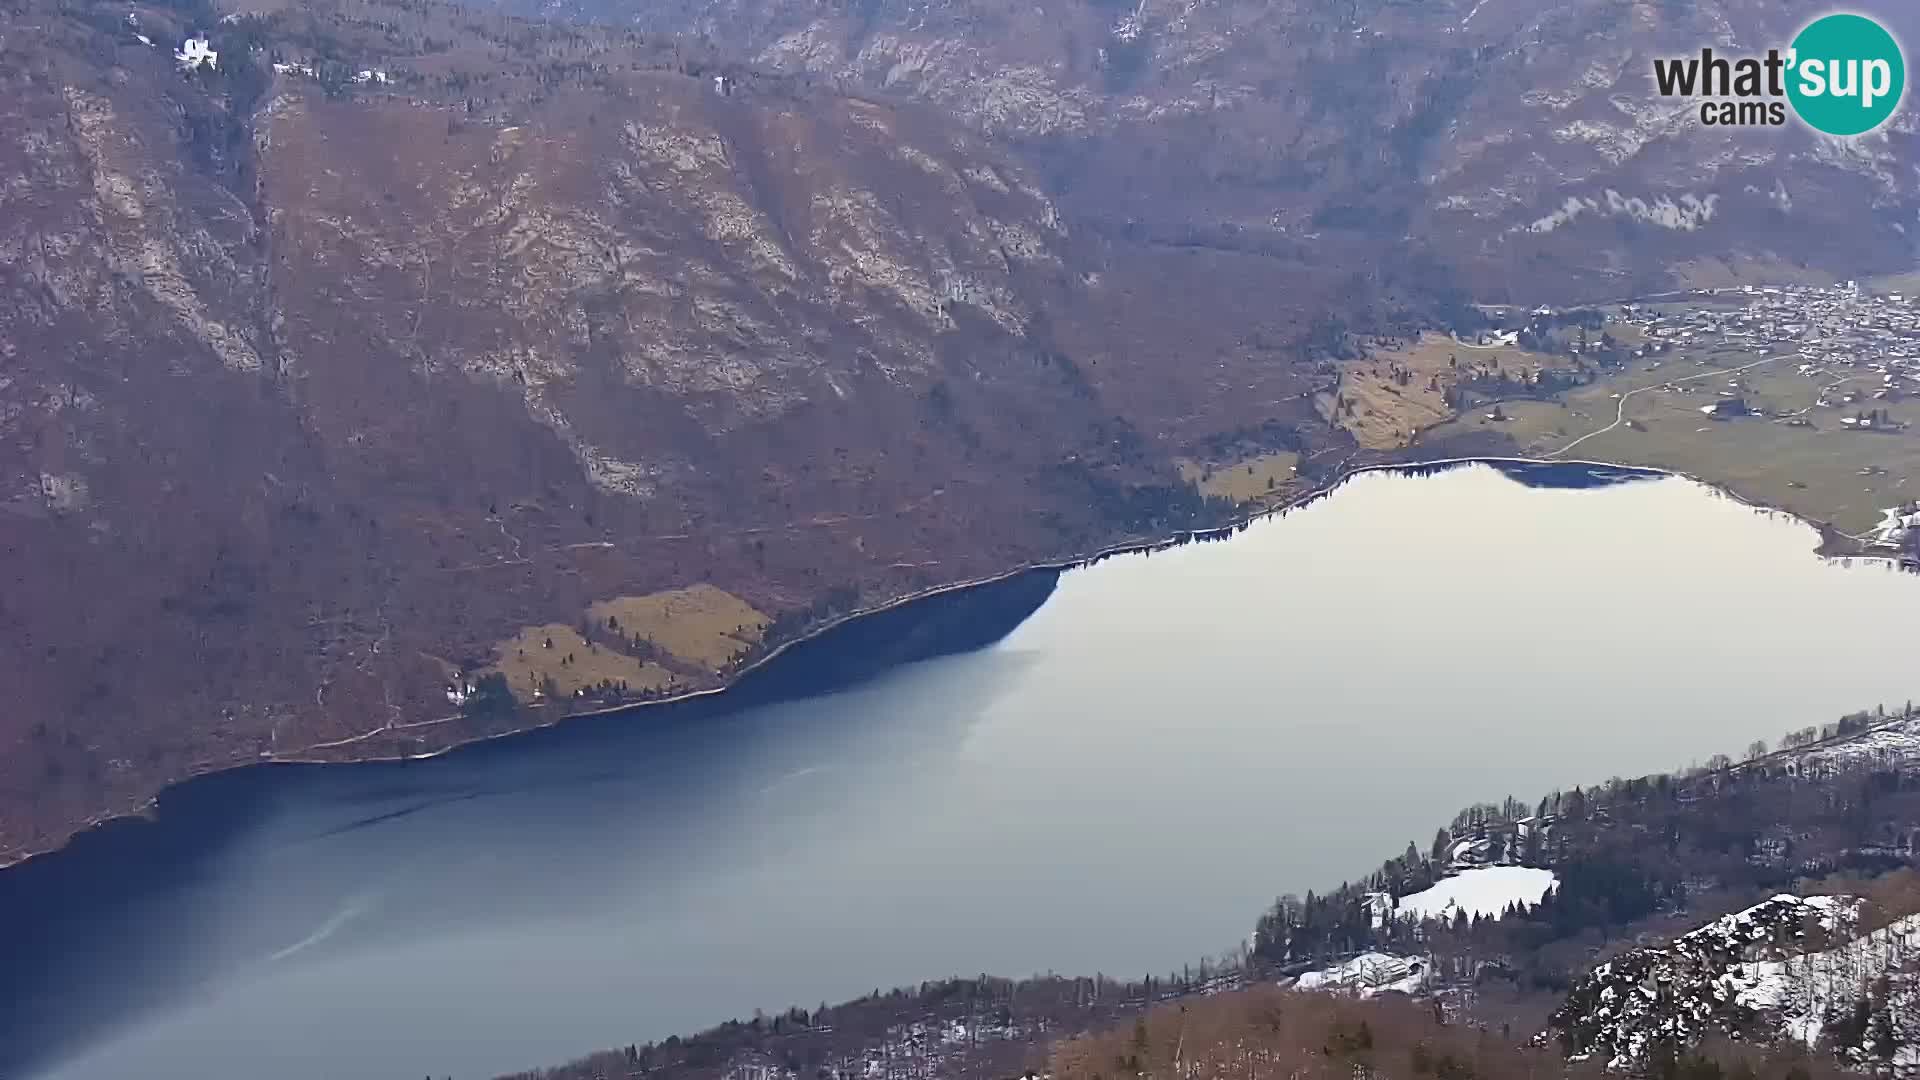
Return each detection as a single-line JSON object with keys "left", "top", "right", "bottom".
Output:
{"left": 1397, "top": 866, "right": 1558, "bottom": 922}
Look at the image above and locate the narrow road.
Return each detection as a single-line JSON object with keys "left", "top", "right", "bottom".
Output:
{"left": 1548, "top": 352, "right": 1795, "bottom": 458}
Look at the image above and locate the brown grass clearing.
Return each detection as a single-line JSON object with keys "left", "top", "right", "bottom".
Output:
{"left": 1329, "top": 331, "right": 1572, "bottom": 450}
{"left": 489, "top": 623, "right": 677, "bottom": 702}
{"left": 1177, "top": 451, "right": 1301, "bottom": 502}
{"left": 586, "top": 584, "right": 771, "bottom": 671}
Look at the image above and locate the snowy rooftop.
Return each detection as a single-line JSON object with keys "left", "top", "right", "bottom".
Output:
{"left": 1292, "top": 952, "right": 1427, "bottom": 998}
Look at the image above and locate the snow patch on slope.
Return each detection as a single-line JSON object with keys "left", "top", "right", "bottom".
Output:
{"left": 1869, "top": 506, "right": 1920, "bottom": 550}
{"left": 1793, "top": 714, "right": 1920, "bottom": 773}
{"left": 1521, "top": 190, "right": 1719, "bottom": 234}
{"left": 1399, "top": 866, "right": 1559, "bottom": 922}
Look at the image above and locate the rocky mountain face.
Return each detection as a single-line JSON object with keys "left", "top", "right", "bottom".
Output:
{"left": 511, "top": 0, "right": 1920, "bottom": 301}
{"left": 0, "top": 0, "right": 1371, "bottom": 861}
{"left": 1546, "top": 893, "right": 1920, "bottom": 1072}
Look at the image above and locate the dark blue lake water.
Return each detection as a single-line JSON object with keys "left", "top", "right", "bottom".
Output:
{"left": 6, "top": 461, "right": 1920, "bottom": 1080}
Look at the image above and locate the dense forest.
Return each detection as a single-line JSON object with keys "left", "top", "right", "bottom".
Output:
{"left": 1253, "top": 706, "right": 1920, "bottom": 990}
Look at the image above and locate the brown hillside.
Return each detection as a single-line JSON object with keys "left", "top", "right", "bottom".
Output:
{"left": 0, "top": 0, "right": 1352, "bottom": 861}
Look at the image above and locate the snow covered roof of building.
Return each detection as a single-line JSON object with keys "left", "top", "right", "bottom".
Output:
{"left": 1291, "top": 952, "right": 1427, "bottom": 998}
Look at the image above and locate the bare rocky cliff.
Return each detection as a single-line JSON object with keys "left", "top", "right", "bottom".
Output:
{"left": 513, "top": 0, "right": 1920, "bottom": 300}
{"left": 0, "top": 0, "right": 1351, "bottom": 861}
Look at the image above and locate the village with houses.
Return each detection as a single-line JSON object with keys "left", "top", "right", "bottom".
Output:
{"left": 1614, "top": 280, "right": 1920, "bottom": 431}
{"left": 1432, "top": 280, "right": 1920, "bottom": 559}
{"left": 1469, "top": 279, "right": 1920, "bottom": 437}
{"left": 1609, "top": 281, "right": 1920, "bottom": 556}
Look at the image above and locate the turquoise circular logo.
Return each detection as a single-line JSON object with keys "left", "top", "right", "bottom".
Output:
{"left": 1787, "top": 13, "right": 1905, "bottom": 136}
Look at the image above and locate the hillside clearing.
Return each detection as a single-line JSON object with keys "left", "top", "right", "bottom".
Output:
{"left": 586, "top": 585, "right": 771, "bottom": 672}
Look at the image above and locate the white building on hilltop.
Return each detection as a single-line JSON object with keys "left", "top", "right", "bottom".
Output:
{"left": 176, "top": 35, "right": 218, "bottom": 72}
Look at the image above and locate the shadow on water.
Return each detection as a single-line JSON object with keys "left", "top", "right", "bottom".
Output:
{"left": 1387, "top": 457, "right": 1662, "bottom": 492}
{"left": 4, "top": 457, "right": 1913, "bottom": 1080}
{"left": 1461, "top": 459, "right": 1661, "bottom": 490}
{"left": 0, "top": 459, "right": 1808, "bottom": 1079}
{"left": 0, "top": 567, "right": 1061, "bottom": 1079}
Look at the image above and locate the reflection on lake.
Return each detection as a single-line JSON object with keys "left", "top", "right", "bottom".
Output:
{"left": 7, "top": 461, "right": 1920, "bottom": 1080}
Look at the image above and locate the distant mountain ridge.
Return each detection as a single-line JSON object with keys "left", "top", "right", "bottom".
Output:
{"left": 488, "top": 0, "right": 1920, "bottom": 303}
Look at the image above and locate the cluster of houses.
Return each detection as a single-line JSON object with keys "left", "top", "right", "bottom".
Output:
{"left": 1618, "top": 281, "right": 1920, "bottom": 426}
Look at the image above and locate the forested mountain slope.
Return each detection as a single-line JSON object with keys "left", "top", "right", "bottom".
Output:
{"left": 4, "top": 0, "right": 1918, "bottom": 863}
{"left": 1, "top": 0, "right": 1362, "bottom": 860}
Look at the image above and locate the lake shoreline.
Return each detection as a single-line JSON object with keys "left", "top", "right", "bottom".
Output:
{"left": 0, "top": 452, "right": 1897, "bottom": 874}
{"left": 14, "top": 454, "right": 1920, "bottom": 1080}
